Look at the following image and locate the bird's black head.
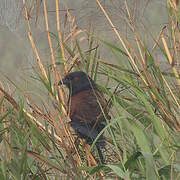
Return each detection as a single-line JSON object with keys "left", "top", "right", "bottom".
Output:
{"left": 58, "top": 71, "right": 96, "bottom": 96}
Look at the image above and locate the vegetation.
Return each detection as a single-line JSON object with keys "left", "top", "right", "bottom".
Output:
{"left": 0, "top": 0, "right": 180, "bottom": 179}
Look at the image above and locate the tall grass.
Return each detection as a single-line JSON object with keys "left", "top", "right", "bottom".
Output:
{"left": 0, "top": 0, "right": 180, "bottom": 179}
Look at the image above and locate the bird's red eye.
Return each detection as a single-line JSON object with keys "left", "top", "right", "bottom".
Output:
{"left": 74, "top": 76, "right": 79, "bottom": 81}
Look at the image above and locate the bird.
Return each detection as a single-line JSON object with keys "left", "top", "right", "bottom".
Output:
{"left": 58, "top": 71, "right": 110, "bottom": 163}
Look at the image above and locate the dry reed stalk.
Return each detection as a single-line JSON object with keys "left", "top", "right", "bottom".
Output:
{"left": 161, "top": 34, "right": 180, "bottom": 88}
{"left": 169, "top": 0, "right": 178, "bottom": 11}
{"left": 0, "top": 85, "right": 63, "bottom": 144}
{"left": 42, "top": 0, "right": 60, "bottom": 95}
{"left": 124, "top": 1, "right": 161, "bottom": 94}
{"left": 96, "top": 0, "right": 155, "bottom": 98}
{"left": 22, "top": 0, "right": 31, "bottom": 32}
{"left": 23, "top": 1, "right": 65, "bottom": 141}
{"left": 0, "top": 88, "right": 12, "bottom": 159}
{"left": 84, "top": 145, "right": 104, "bottom": 178}
{"left": 26, "top": 150, "right": 64, "bottom": 172}
{"left": 162, "top": 76, "right": 180, "bottom": 109}
{"left": 124, "top": 0, "right": 145, "bottom": 65}
{"left": 55, "top": 0, "right": 66, "bottom": 73}
{"left": 152, "top": 26, "right": 166, "bottom": 51}
{"left": 96, "top": 0, "right": 147, "bottom": 87}
{"left": 27, "top": 32, "right": 48, "bottom": 80}
{"left": 152, "top": 26, "right": 180, "bottom": 124}
{"left": 22, "top": 0, "right": 65, "bottom": 143}
{"left": 23, "top": 0, "right": 70, "bottom": 150}
{"left": 42, "top": 0, "right": 82, "bottom": 166}
{"left": 23, "top": 0, "right": 48, "bottom": 81}
{"left": 64, "top": 25, "right": 83, "bottom": 43}
{"left": 96, "top": 0, "right": 180, "bottom": 131}
{"left": 124, "top": 2, "right": 180, "bottom": 130}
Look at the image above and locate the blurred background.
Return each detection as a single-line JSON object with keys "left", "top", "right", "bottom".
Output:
{"left": 0, "top": 0, "right": 167, "bottom": 85}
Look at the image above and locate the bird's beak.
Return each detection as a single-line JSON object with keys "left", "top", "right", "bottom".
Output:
{"left": 58, "top": 78, "right": 69, "bottom": 86}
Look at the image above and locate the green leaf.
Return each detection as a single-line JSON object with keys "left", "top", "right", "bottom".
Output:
{"left": 0, "top": 108, "right": 13, "bottom": 123}
{"left": 128, "top": 119, "right": 158, "bottom": 179}
{"left": 101, "top": 40, "right": 128, "bottom": 56}
{"left": 124, "top": 151, "right": 142, "bottom": 170}
{"left": 106, "top": 164, "right": 129, "bottom": 179}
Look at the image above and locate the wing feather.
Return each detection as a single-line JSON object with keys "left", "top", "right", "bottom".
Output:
{"left": 69, "top": 89, "right": 108, "bottom": 124}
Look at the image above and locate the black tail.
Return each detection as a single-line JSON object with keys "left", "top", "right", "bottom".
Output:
{"left": 70, "top": 121, "right": 106, "bottom": 163}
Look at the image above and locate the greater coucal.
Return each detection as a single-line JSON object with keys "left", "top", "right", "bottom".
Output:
{"left": 58, "top": 71, "right": 110, "bottom": 163}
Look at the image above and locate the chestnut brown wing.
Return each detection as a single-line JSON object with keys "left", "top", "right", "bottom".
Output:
{"left": 69, "top": 89, "right": 108, "bottom": 124}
